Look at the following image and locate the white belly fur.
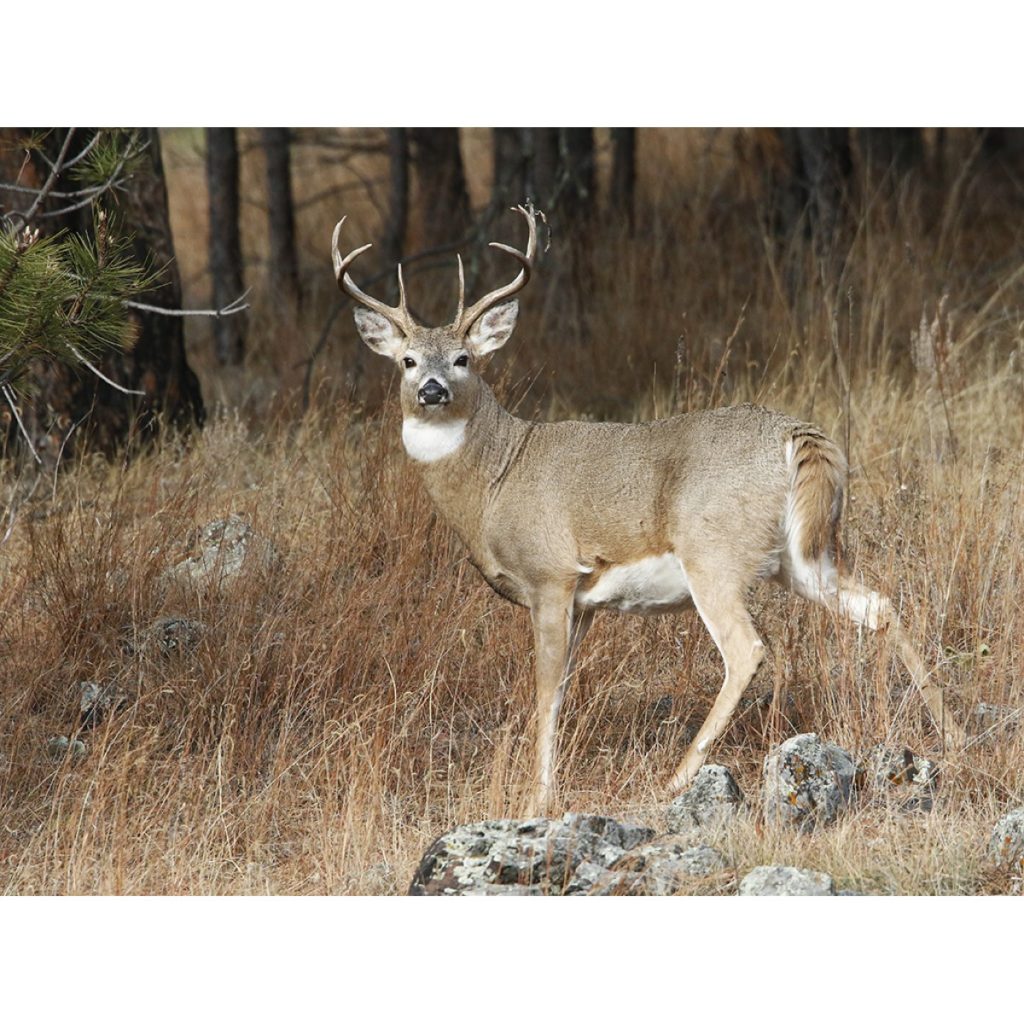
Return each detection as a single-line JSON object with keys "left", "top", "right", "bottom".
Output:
{"left": 576, "top": 554, "right": 692, "bottom": 615}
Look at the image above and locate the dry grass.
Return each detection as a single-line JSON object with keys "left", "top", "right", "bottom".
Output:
{"left": 1, "top": 129, "right": 1022, "bottom": 894}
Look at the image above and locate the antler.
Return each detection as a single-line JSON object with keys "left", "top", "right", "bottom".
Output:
{"left": 452, "top": 203, "right": 538, "bottom": 336}
{"left": 331, "top": 217, "right": 417, "bottom": 335}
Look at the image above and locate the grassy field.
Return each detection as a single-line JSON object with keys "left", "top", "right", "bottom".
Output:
{"left": 1, "top": 129, "right": 1022, "bottom": 894}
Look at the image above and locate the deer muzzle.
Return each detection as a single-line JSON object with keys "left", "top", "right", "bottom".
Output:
{"left": 417, "top": 379, "right": 450, "bottom": 406}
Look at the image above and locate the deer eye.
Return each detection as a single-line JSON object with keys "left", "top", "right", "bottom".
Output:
{"left": 403, "top": 356, "right": 417, "bottom": 369}
{"left": 453, "top": 354, "right": 469, "bottom": 368}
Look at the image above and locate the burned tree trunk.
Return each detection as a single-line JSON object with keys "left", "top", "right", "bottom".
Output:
{"left": 560, "top": 128, "right": 596, "bottom": 223}
{"left": 261, "top": 127, "right": 299, "bottom": 307}
{"left": 493, "top": 128, "right": 526, "bottom": 207}
{"left": 408, "top": 128, "right": 470, "bottom": 249}
{"left": 384, "top": 128, "right": 409, "bottom": 272}
{"left": 610, "top": 128, "right": 636, "bottom": 229}
{"left": 206, "top": 127, "right": 246, "bottom": 365}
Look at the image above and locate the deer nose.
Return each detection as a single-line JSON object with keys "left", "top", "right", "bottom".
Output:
{"left": 418, "top": 379, "right": 449, "bottom": 406}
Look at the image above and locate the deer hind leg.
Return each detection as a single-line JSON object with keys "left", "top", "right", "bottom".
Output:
{"left": 667, "top": 573, "right": 765, "bottom": 795}
{"left": 526, "top": 592, "right": 593, "bottom": 817}
{"left": 789, "top": 555, "right": 965, "bottom": 749}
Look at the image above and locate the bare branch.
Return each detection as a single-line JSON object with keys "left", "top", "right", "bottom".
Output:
{"left": 20, "top": 129, "right": 77, "bottom": 225}
{"left": 123, "top": 287, "right": 251, "bottom": 318}
{"left": 1, "top": 384, "right": 42, "bottom": 464}
{"left": 63, "top": 344, "right": 145, "bottom": 396}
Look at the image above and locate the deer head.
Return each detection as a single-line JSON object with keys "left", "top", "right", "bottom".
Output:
{"left": 331, "top": 204, "right": 538, "bottom": 426}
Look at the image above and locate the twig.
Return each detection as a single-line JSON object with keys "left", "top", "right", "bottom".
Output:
{"left": 124, "top": 288, "right": 251, "bottom": 318}
{"left": 20, "top": 128, "right": 76, "bottom": 225}
{"left": 66, "top": 344, "right": 145, "bottom": 396}
{"left": 1, "top": 384, "right": 42, "bottom": 464}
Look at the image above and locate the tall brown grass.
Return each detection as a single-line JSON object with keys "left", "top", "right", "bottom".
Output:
{"left": 1, "top": 129, "right": 1021, "bottom": 894}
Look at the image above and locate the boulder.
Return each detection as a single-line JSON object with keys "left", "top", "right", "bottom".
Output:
{"left": 862, "top": 744, "right": 938, "bottom": 812}
{"left": 408, "top": 814, "right": 655, "bottom": 895}
{"left": 738, "top": 865, "right": 836, "bottom": 896}
{"left": 762, "top": 733, "right": 855, "bottom": 830}
{"left": 162, "top": 515, "right": 278, "bottom": 590}
{"left": 665, "top": 764, "right": 745, "bottom": 836}
{"left": 972, "top": 702, "right": 1020, "bottom": 738}
{"left": 989, "top": 807, "right": 1024, "bottom": 873}
{"left": 79, "top": 680, "right": 130, "bottom": 726}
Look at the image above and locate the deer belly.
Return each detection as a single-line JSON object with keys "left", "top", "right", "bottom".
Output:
{"left": 576, "top": 554, "right": 692, "bottom": 615}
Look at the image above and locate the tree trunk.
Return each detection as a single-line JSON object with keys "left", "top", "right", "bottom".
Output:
{"left": 561, "top": 128, "right": 596, "bottom": 222}
{"left": 525, "top": 128, "right": 559, "bottom": 209}
{"left": 493, "top": 128, "right": 526, "bottom": 207}
{"left": 776, "top": 127, "right": 852, "bottom": 245}
{"left": 610, "top": 128, "right": 636, "bottom": 228}
{"left": 206, "top": 127, "right": 246, "bottom": 365}
{"left": 261, "top": 127, "right": 299, "bottom": 307}
{"left": 860, "top": 128, "right": 923, "bottom": 176}
{"left": 408, "top": 128, "right": 470, "bottom": 249}
{"left": 384, "top": 128, "right": 409, "bottom": 284}
{"left": 1, "top": 128, "right": 204, "bottom": 464}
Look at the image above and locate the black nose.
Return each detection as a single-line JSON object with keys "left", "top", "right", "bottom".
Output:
{"left": 418, "top": 379, "right": 449, "bottom": 405}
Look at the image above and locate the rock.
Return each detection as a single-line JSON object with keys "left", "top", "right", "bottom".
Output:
{"left": 862, "top": 744, "right": 938, "bottom": 812}
{"left": 762, "top": 733, "right": 855, "bottom": 830}
{"left": 665, "top": 764, "right": 745, "bottom": 836}
{"left": 162, "top": 514, "right": 278, "bottom": 590}
{"left": 972, "top": 702, "right": 1020, "bottom": 738}
{"left": 989, "top": 807, "right": 1024, "bottom": 872}
{"left": 569, "top": 841, "right": 728, "bottom": 896}
{"left": 46, "top": 735, "right": 87, "bottom": 760}
{"left": 408, "top": 814, "right": 655, "bottom": 895}
{"left": 79, "top": 680, "right": 129, "bottom": 726}
{"left": 738, "top": 865, "right": 836, "bottom": 896}
{"left": 145, "top": 617, "right": 205, "bottom": 656}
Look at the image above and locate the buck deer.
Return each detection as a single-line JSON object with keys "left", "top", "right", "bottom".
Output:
{"left": 332, "top": 204, "right": 963, "bottom": 815}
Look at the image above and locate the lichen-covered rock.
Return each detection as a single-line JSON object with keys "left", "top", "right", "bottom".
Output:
{"left": 162, "top": 515, "right": 278, "bottom": 590}
{"left": 79, "top": 680, "right": 130, "bottom": 726}
{"left": 862, "top": 744, "right": 938, "bottom": 812}
{"left": 46, "top": 735, "right": 87, "bottom": 760}
{"left": 665, "top": 764, "right": 745, "bottom": 836}
{"left": 567, "top": 840, "right": 728, "bottom": 895}
{"left": 146, "top": 616, "right": 205, "bottom": 656}
{"left": 988, "top": 807, "right": 1024, "bottom": 872}
{"left": 738, "top": 865, "right": 836, "bottom": 896}
{"left": 408, "top": 814, "right": 656, "bottom": 895}
{"left": 972, "top": 702, "right": 1020, "bottom": 738}
{"left": 762, "top": 733, "right": 855, "bottom": 830}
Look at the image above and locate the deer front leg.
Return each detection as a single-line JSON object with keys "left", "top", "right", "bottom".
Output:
{"left": 526, "top": 590, "right": 589, "bottom": 817}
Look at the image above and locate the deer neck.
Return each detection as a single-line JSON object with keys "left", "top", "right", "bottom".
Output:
{"left": 403, "top": 381, "right": 525, "bottom": 533}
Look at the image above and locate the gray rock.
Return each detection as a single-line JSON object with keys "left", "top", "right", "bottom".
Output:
{"left": 989, "top": 807, "right": 1024, "bottom": 872}
{"left": 568, "top": 841, "right": 728, "bottom": 896}
{"left": 666, "top": 764, "right": 745, "bottom": 836}
{"left": 46, "top": 735, "right": 87, "bottom": 760}
{"left": 862, "top": 744, "right": 938, "bottom": 812}
{"left": 162, "top": 515, "right": 278, "bottom": 590}
{"left": 408, "top": 814, "right": 655, "bottom": 895}
{"left": 79, "top": 680, "right": 129, "bottom": 725}
{"left": 738, "top": 865, "right": 836, "bottom": 896}
{"left": 146, "top": 617, "right": 205, "bottom": 656}
{"left": 972, "top": 702, "right": 1020, "bottom": 738}
{"left": 762, "top": 733, "right": 855, "bottom": 830}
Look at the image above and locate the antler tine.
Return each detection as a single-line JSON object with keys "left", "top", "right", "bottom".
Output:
{"left": 331, "top": 216, "right": 417, "bottom": 334}
{"left": 455, "top": 253, "right": 466, "bottom": 324}
{"left": 453, "top": 204, "right": 538, "bottom": 336}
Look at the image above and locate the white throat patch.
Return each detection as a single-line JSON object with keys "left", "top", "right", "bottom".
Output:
{"left": 402, "top": 417, "right": 467, "bottom": 463}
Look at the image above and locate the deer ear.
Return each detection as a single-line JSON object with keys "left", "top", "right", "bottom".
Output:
{"left": 467, "top": 300, "right": 518, "bottom": 357}
{"left": 354, "top": 307, "right": 404, "bottom": 359}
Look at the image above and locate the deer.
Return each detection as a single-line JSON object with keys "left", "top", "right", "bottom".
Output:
{"left": 331, "top": 202, "right": 964, "bottom": 816}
